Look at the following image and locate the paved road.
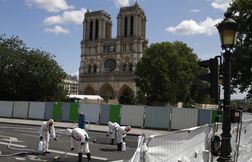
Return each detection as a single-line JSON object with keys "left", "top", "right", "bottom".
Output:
{"left": 0, "top": 123, "right": 137, "bottom": 162}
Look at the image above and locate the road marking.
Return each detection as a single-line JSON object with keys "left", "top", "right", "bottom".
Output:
{"left": 0, "top": 126, "right": 35, "bottom": 130}
{"left": 2, "top": 138, "right": 24, "bottom": 143}
{"left": 21, "top": 133, "right": 38, "bottom": 137}
{"left": 0, "top": 134, "right": 18, "bottom": 139}
{"left": 48, "top": 149, "right": 108, "bottom": 161}
{"left": 15, "top": 129, "right": 37, "bottom": 133}
{"left": 15, "top": 156, "right": 47, "bottom": 162}
{"left": 0, "top": 141, "right": 27, "bottom": 148}
{"left": 15, "top": 157, "right": 26, "bottom": 161}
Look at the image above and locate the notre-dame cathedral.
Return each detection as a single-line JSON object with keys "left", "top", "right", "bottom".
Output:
{"left": 78, "top": 3, "right": 147, "bottom": 100}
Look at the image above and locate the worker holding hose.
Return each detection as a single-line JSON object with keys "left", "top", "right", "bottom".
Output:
{"left": 39, "top": 119, "right": 57, "bottom": 153}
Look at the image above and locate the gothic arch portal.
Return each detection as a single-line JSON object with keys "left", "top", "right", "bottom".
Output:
{"left": 84, "top": 86, "right": 96, "bottom": 95}
{"left": 99, "top": 83, "right": 115, "bottom": 99}
{"left": 119, "top": 85, "right": 130, "bottom": 96}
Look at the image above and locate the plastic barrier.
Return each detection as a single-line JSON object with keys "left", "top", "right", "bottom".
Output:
{"left": 120, "top": 105, "right": 144, "bottom": 127}
{"left": 61, "top": 102, "right": 70, "bottom": 121}
{"left": 109, "top": 105, "right": 121, "bottom": 123}
{"left": 99, "top": 104, "right": 110, "bottom": 124}
{"left": 28, "top": 102, "right": 45, "bottom": 119}
{"left": 44, "top": 102, "right": 54, "bottom": 120}
{"left": 145, "top": 106, "right": 171, "bottom": 129}
{"left": 136, "top": 125, "right": 212, "bottom": 162}
{"left": 12, "top": 101, "right": 29, "bottom": 118}
{"left": 211, "top": 110, "right": 224, "bottom": 123}
{"left": 69, "top": 102, "right": 79, "bottom": 121}
{"left": 198, "top": 109, "right": 212, "bottom": 126}
{"left": 52, "top": 102, "right": 63, "bottom": 121}
{"left": 171, "top": 108, "right": 198, "bottom": 130}
{"left": 0, "top": 101, "right": 13, "bottom": 117}
{"left": 79, "top": 103, "right": 100, "bottom": 124}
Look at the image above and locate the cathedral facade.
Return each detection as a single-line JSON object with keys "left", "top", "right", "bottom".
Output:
{"left": 78, "top": 3, "right": 147, "bottom": 100}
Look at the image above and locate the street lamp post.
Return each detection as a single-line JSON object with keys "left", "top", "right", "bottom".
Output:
{"left": 216, "top": 12, "right": 237, "bottom": 162}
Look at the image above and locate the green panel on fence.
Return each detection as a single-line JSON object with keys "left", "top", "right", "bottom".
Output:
{"left": 211, "top": 110, "right": 223, "bottom": 123}
{"left": 53, "top": 102, "right": 62, "bottom": 121}
{"left": 211, "top": 110, "right": 217, "bottom": 123}
{"left": 69, "top": 102, "right": 79, "bottom": 121}
{"left": 109, "top": 105, "right": 120, "bottom": 123}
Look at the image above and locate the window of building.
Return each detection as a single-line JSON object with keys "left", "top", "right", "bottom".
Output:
{"left": 128, "top": 44, "right": 133, "bottom": 51}
{"left": 123, "top": 63, "right": 127, "bottom": 71}
{"left": 89, "top": 21, "right": 93, "bottom": 40}
{"left": 129, "top": 63, "right": 133, "bottom": 71}
{"left": 103, "top": 46, "right": 109, "bottom": 53}
{"left": 94, "top": 46, "right": 97, "bottom": 54}
{"left": 130, "top": 16, "right": 134, "bottom": 36}
{"left": 104, "top": 59, "right": 116, "bottom": 72}
{"left": 95, "top": 19, "right": 99, "bottom": 40}
{"left": 124, "top": 16, "right": 128, "bottom": 37}
{"left": 110, "top": 46, "right": 116, "bottom": 52}
{"left": 103, "top": 45, "right": 115, "bottom": 53}
{"left": 88, "top": 47, "right": 91, "bottom": 54}
{"left": 94, "top": 64, "right": 97, "bottom": 73}
{"left": 122, "top": 44, "right": 127, "bottom": 52}
{"left": 88, "top": 65, "right": 91, "bottom": 73}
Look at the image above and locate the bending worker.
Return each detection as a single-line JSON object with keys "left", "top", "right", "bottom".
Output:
{"left": 107, "top": 121, "right": 120, "bottom": 145}
{"left": 66, "top": 128, "right": 91, "bottom": 162}
{"left": 116, "top": 126, "right": 131, "bottom": 151}
{"left": 39, "top": 119, "right": 57, "bottom": 153}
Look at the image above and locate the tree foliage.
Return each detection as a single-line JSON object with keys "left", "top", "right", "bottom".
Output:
{"left": 0, "top": 35, "right": 67, "bottom": 101}
{"left": 228, "top": 0, "right": 252, "bottom": 96}
{"left": 119, "top": 86, "right": 135, "bottom": 105}
{"left": 135, "top": 41, "right": 201, "bottom": 106}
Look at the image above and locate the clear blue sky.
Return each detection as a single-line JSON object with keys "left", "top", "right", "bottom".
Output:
{"left": 2, "top": 0, "right": 244, "bottom": 99}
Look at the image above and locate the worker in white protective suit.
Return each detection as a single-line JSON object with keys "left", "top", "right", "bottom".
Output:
{"left": 116, "top": 126, "right": 131, "bottom": 151}
{"left": 66, "top": 128, "right": 91, "bottom": 162}
{"left": 39, "top": 119, "right": 57, "bottom": 153}
{"left": 106, "top": 121, "right": 120, "bottom": 145}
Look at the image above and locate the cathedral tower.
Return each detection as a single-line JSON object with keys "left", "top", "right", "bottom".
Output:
{"left": 79, "top": 3, "right": 147, "bottom": 101}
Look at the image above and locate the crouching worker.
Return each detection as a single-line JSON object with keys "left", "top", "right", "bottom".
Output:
{"left": 66, "top": 128, "right": 91, "bottom": 162}
{"left": 116, "top": 126, "right": 131, "bottom": 151}
{"left": 39, "top": 119, "right": 57, "bottom": 153}
{"left": 107, "top": 121, "right": 120, "bottom": 145}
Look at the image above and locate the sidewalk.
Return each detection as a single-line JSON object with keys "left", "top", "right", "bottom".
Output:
{"left": 0, "top": 118, "right": 169, "bottom": 137}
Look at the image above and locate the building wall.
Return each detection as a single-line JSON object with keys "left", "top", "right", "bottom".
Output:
{"left": 64, "top": 75, "right": 78, "bottom": 95}
{"left": 79, "top": 3, "right": 147, "bottom": 99}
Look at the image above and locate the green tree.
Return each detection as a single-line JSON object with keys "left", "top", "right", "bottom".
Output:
{"left": 228, "top": 0, "right": 252, "bottom": 96}
{"left": 0, "top": 35, "right": 67, "bottom": 101}
{"left": 135, "top": 41, "right": 201, "bottom": 106}
{"left": 119, "top": 86, "right": 135, "bottom": 105}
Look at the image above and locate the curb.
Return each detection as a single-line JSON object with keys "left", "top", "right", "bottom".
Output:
{"left": 0, "top": 121, "right": 141, "bottom": 137}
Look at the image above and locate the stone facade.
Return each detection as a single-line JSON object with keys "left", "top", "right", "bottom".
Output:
{"left": 79, "top": 3, "right": 147, "bottom": 100}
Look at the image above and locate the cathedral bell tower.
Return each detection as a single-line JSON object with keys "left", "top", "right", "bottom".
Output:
{"left": 117, "top": 2, "right": 146, "bottom": 39}
{"left": 79, "top": 3, "right": 147, "bottom": 102}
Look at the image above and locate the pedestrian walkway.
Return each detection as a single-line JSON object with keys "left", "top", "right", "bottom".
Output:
{"left": 0, "top": 118, "right": 169, "bottom": 137}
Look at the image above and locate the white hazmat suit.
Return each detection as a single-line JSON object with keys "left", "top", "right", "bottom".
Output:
{"left": 107, "top": 121, "right": 120, "bottom": 144}
{"left": 66, "top": 128, "right": 91, "bottom": 162}
{"left": 116, "top": 126, "right": 131, "bottom": 151}
{"left": 39, "top": 119, "right": 56, "bottom": 153}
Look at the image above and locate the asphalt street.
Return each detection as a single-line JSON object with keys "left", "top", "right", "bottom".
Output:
{"left": 0, "top": 123, "right": 138, "bottom": 162}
